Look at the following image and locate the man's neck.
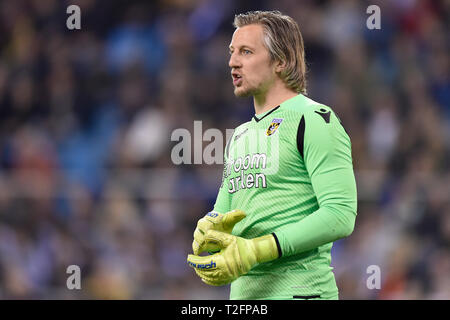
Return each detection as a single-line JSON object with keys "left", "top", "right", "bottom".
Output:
{"left": 253, "top": 82, "right": 298, "bottom": 115}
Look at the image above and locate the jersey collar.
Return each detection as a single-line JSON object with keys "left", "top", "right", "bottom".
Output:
{"left": 252, "top": 106, "right": 280, "bottom": 122}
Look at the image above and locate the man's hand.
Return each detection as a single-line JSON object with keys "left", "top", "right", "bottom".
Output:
{"left": 192, "top": 209, "right": 246, "bottom": 255}
{"left": 187, "top": 230, "right": 279, "bottom": 286}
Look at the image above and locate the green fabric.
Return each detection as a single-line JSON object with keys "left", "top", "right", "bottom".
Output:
{"left": 213, "top": 94, "right": 357, "bottom": 299}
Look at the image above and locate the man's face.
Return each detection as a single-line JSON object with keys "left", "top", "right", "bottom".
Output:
{"left": 229, "top": 24, "right": 276, "bottom": 97}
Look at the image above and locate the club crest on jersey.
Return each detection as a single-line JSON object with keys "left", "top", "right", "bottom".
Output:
{"left": 266, "top": 118, "right": 283, "bottom": 136}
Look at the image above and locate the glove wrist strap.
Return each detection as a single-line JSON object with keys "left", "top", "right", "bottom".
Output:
{"left": 252, "top": 234, "right": 279, "bottom": 264}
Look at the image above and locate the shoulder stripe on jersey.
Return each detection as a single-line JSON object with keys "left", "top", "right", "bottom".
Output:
{"left": 297, "top": 115, "right": 305, "bottom": 159}
{"left": 253, "top": 105, "right": 280, "bottom": 122}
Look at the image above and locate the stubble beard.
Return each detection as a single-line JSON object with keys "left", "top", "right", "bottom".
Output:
{"left": 234, "top": 83, "right": 259, "bottom": 98}
{"left": 234, "top": 88, "right": 251, "bottom": 98}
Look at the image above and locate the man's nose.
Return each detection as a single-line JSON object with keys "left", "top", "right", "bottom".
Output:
{"left": 228, "top": 52, "right": 241, "bottom": 69}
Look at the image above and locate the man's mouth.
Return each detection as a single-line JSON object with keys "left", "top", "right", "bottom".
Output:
{"left": 232, "top": 73, "right": 242, "bottom": 86}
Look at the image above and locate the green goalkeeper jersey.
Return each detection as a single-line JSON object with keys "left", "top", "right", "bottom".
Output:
{"left": 213, "top": 93, "right": 357, "bottom": 300}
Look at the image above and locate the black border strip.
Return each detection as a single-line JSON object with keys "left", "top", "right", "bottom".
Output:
{"left": 293, "top": 295, "right": 321, "bottom": 299}
{"left": 271, "top": 232, "right": 282, "bottom": 258}
{"left": 253, "top": 106, "right": 280, "bottom": 122}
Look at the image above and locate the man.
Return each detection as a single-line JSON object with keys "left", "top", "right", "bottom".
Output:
{"left": 187, "top": 10, "right": 357, "bottom": 300}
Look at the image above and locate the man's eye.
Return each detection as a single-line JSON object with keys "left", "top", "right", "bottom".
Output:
{"left": 243, "top": 50, "right": 251, "bottom": 55}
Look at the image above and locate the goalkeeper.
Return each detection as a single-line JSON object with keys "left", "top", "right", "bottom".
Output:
{"left": 187, "top": 11, "right": 357, "bottom": 300}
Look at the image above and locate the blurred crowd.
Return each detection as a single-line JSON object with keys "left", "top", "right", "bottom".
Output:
{"left": 0, "top": 0, "right": 448, "bottom": 299}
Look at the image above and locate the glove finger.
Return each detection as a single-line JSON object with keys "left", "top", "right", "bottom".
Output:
{"left": 194, "top": 268, "right": 222, "bottom": 284}
{"left": 192, "top": 239, "right": 200, "bottom": 255}
{"left": 187, "top": 254, "right": 217, "bottom": 270}
{"left": 193, "top": 228, "right": 205, "bottom": 254}
{"left": 201, "top": 277, "right": 218, "bottom": 286}
{"left": 196, "top": 218, "right": 212, "bottom": 235}
{"left": 201, "top": 276, "right": 224, "bottom": 286}
{"left": 203, "top": 230, "right": 233, "bottom": 249}
{"left": 194, "top": 227, "right": 204, "bottom": 241}
{"left": 204, "top": 211, "right": 221, "bottom": 222}
{"left": 202, "top": 242, "right": 222, "bottom": 254}
{"left": 194, "top": 267, "right": 216, "bottom": 279}
{"left": 194, "top": 231, "right": 221, "bottom": 255}
{"left": 222, "top": 210, "right": 246, "bottom": 232}
{"left": 190, "top": 254, "right": 233, "bottom": 286}
{"left": 198, "top": 271, "right": 231, "bottom": 286}
{"left": 194, "top": 241, "right": 221, "bottom": 256}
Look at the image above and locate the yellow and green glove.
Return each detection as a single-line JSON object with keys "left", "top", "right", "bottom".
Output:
{"left": 192, "top": 209, "right": 246, "bottom": 255}
{"left": 187, "top": 230, "right": 279, "bottom": 286}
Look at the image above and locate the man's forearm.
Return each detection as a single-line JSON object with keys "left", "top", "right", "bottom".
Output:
{"left": 274, "top": 204, "right": 356, "bottom": 257}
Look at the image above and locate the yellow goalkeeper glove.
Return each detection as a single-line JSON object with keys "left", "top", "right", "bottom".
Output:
{"left": 192, "top": 209, "right": 246, "bottom": 255}
{"left": 187, "top": 230, "right": 279, "bottom": 286}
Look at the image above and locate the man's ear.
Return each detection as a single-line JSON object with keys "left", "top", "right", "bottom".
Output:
{"left": 274, "top": 60, "right": 287, "bottom": 73}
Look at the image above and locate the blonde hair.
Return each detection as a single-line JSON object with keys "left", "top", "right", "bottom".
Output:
{"left": 233, "top": 10, "right": 307, "bottom": 95}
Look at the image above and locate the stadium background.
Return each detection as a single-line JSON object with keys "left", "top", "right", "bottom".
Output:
{"left": 0, "top": 0, "right": 448, "bottom": 299}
